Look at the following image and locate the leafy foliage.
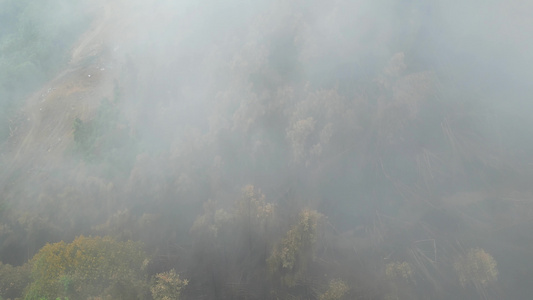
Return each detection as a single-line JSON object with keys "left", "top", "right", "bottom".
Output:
{"left": 268, "top": 209, "right": 322, "bottom": 287}
{"left": 0, "top": 262, "right": 31, "bottom": 300}
{"left": 72, "top": 95, "right": 137, "bottom": 175}
{"left": 190, "top": 199, "right": 231, "bottom": 239}
{"left": 384, "top": 261, "right": 416, "bottom": 300}
{"left": 1, "top": 0, "right": 532, "bottom": 299}
{"left": 319, "top": 279, "right": 349, "bottom": 300}
{"left": 25, "top": 236, "right": 146, "bottom": 300}
{"left": 385, "top": 261, "right": 414, "bottom": 283}
{"left": 234, "top": 185, "right": 274, "bottom": 223}
{"left": 150, "top": 269, "right": 188, "bottom": 300}
{"left": 454, "top": 248, "right": 498, "bottom": 288}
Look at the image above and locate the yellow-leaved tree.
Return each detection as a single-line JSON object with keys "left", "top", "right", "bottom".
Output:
{"left": 150, "top": 269, "right": 188, "bottom": 300}
{"left": 319, "top": 278, "right": 349, "bottom": 300}
{"left": 267, "top": 209, "right": 322, "bottom": 287}
{"left": 454, "top": 248, "right": 498, "bottom": 289}
{"left": 384, "top": 261, "right": 415, "bottom": 300}
{"left": 234, "top": 185, "right": 275, "bottom": 254}
{"left": 25, "top": 235, "right": 147, "bottom": 300}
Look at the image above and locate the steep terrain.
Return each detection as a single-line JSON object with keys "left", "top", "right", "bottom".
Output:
{"left": 1, "top": 1, "right": 533, "bottom": 299}
{"left": 4, "top": 2, "right": 103, "bottom": 164}
{"left": 2, "top": 0, "right": 143, "bottom": 177}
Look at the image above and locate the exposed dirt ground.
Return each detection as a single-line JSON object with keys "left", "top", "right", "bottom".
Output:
{"left": 4, "top": 0, "right": 125, "bottom": 172}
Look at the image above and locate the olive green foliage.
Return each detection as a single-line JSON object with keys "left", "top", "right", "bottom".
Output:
{"left": 235, "top": 185, "right": 274, "bottom": 224}
{"left": 150, "top": 269, "right": 188, "bottom": 300}
{"left": 268, "top": 209, "right": 322, "bottom": 287}
{"left": 385, "top": 261, "right": 414, "bottom": 283}
{"left": 25, "top": 235, "right": 146, "bottom": 300}
{"left": 0, "top": 262, "right": 31, "bottom": 300}
{"left": 72, "top": 95, "right": 137, "bottom": 175}
{"left": 319, "top": 279, "right": 349, "bottom": 300}
{"left": 72, "top": 98, "right": 120, "bottom": 160}
{"left": 234, "top": 185, "right": 275, "bottom": 253}
{"left": 454, "top": 248, "right": 498, "bottom": 288}
{"left": 384, "top": 261, "right": 415, "bottom": 300}
{"left": 73, "top": 99, "right": 119, "bottom": 160}
{"left": 72, "top": 117, "right": 95, "bottom": 156}
{"left": 190, "top": 199, "right": 231, "bottom": 239}
{"left": 1, "top": 1, "right": 532, "bottom": 299}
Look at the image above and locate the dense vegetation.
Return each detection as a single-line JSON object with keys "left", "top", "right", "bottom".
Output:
{"left": 1, "top": 0, "right": 533, "bottom": 299}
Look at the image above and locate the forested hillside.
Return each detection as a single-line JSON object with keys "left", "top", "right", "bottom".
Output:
{"left": 1, "top": 0, "right": 533, "bottom": 299}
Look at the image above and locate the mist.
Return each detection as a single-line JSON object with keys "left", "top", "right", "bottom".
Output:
{"left": 1, "top": 0, "right": 532, "bottom": 299}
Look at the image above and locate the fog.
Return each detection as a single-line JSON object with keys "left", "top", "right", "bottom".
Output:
{"left": 1, "top": 0, "right": 532, "bottom": 299}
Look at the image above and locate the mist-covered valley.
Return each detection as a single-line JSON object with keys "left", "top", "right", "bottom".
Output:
{"left": 1, "top": 0, "right": 533, "bottom": 299}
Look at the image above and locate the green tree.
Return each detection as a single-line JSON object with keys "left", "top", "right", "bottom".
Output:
{"left": 0, "top": 261, "right": 31, "bottom": 300}
{"left": 25, "top": 235, "right": 147, "bottom": 300}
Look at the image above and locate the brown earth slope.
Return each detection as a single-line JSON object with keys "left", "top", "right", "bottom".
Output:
{"left": 3, "top": 0, "right": 132, "bottom": 173}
